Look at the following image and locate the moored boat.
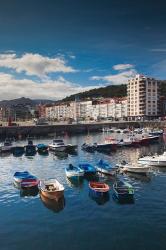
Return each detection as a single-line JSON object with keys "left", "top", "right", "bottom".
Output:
{"left": 37, "top": 144, "right": 49, "bottom": 155}
{"left": 13, "top": 171, "right": 37, "bottom": 186}
{"left": 20, "top": 178, "right": 39, "bottom": 188}
{"left": 24, "top": 139, "right": 36, "bottom": 156}
{"left": 89, "top": 181, "right": 110, "bottom": 197}
{"left": 0, "top": 139, "right": 13, "bottom": 153}
{"left": 138, "top": 152, "right": 166, "bottom": 167}
{"left": 81, "top": 143, "right": 96, "bottom": 153}
{"left": 79, "top": 163, "right": 96, "bottom": 175}
{"left": 118, "top": 162, "right": 151, "bottom": 175}
{"left": 95, "top": 159, "right": 117, "bottom": 176}
{"left": 65, "top": 164, "right": 84, "bottom": 179}
{"left": 12, "top": 146, "right": 25, "bottom": 157}
{"left": 39, "top": 179, "right": 64, "bottom": 200}
{"left": 113, "top": 180, "right": 134, "bottom": 202}
{"left": 49, "top": 139, "right": 66, "bottom": 152}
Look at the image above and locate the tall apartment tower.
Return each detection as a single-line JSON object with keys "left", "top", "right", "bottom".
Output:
{"left": 127, "top": 74, "right": 160, "bottom": 119}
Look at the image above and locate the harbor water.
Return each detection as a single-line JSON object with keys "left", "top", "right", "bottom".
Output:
{"left": 0, "top": 132, "right": 166, "bottom": 250}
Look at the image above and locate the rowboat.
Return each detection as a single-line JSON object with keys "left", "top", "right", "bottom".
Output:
{"left": 39, "top": 179, "right": 64, "bottom": 200}
{"left": 79, "top": 163, "right": 96, "bottom": 175}
{"left": 13, "top": 171, "right": 36, "bottom": 184}
{"left": 65, "top": 164, "right": 84, "bottom": 179}
{"left": 113, "top": 180, "right": 134, "bottom": 202}
{"left": 95, "top": 159, "right": 117, "bottom": 176}
{"left": 37, "top": 144, "right": 49, "bottom": 155}
{"left": 20, "top": 178, "right": 39, "bottom": 188}
{"left": 12, "top": 146, "right": 25, "bottom": 157}
{"left": 89, "top": 182, "right": 110, "bottom": 197}
{"left": 24, "top": 139, "right": 36, "bottom": 156}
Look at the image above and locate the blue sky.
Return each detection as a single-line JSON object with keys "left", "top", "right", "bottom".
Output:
{"left": 0, "top": 0, "right": 165, "bottom": 100}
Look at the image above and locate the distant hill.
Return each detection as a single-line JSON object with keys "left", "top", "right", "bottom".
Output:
{"left": 0, "top": 97, "right": 55, "bottom": 108}
{"left": 62, "top": 84, "right": 127, "bottom": 102}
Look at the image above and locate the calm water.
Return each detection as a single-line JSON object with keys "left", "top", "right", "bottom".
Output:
{"left": 0, "top": 133, "right": 166, "bottom": 250}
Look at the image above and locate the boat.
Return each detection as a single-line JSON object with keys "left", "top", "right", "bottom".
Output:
{"left": 20, "top": 178, "right": 39, "bottom": 188}
{"left": 148, "top": 129, "right": 163, "bottom": 136}
{"left": 13, "top": 171, "right": 37, "bottom": 186}
{"left": 138, "top": 152, "right": 166, "bottom": 167}
{"left": 38, "top": 179, "right": 64, "bottom": 200}
{"left": 40, "top": 194, "right": 65, "bottom": 213}
{"left": 49, "top": 139, "right": 66, "bottom": 152}
{"left": 117, "top": 138, "right": 132, "bottom": 147}
{"left": 37, "top": 144, "right": 49, "bottom": 155}
{"left": 89, "top": 181, "right": 110, "bottom": 197}
{"left": 79, "top": 163, "right": 96, "bottom": 175}
{"left": 81, "top": 143, "right": 96, "bottom": 153}
{"left": 117, "top": 162, "right": 151, "bottom": 175}
{"left": 113, "top": 180, "right": 134, "bottom": 202}
{"left": 95, "top": 159, "right": 117, "bottom": 176}
{"left": 24, "top": 139, "right": 36, "bottom": 156}
{"left": 93, "top": 138, "right": 117, "bottom": 153}
{"left": 0, "top": 139, "right": 13, "bottom": 153}
{"left": 12, "top": 146, "right": 25, "bottom": 157}
{"left": 65, "top": 164, "right": 84, "bottom": 179}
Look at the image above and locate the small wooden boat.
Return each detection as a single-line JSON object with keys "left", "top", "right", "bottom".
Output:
{"left": 89, "top": 181, "right": 110, "bottom": 197}
{"left": 65, "top": 164, "right": 84, "bottom": 179}
{"left": 20, "top": 178, "right": 39, "bottom": 188}
{"left": 39, "top": 179, "right": 64, "bottom": 200}
{"left": 96, "top": 159, "right": 117, "bottom": 176}
{"left": 12, "top": 146, "right": 25, "bottom": 157}
{"left": 13, "top": 171, "right": 36, "bottom": 184}
{"left": 37, "top": 144, "right": 49, "bottom": 155}
{"left": 113, "top": 180, "right": 134, "bottom": 202}
{"left": 79, "top": 163, "right": 96, "bottom": 175}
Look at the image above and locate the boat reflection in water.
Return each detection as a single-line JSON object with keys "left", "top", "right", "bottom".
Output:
{"left": 20, "top": 186, "right": 39, "bottom": 197}
{"left": 122, "top": 172, "right": 152, "bottom": 183}
{"left": 89, "top": 191, "right": 110, "bottom": 205}
{"left": 66, "top": 177, "right": 84, "bottom": 188}
{"left": 40, "top": 194, "right": 65, "bottom": 213}
{"left": 52, "top": 151, "right": 68, "bottom": 160}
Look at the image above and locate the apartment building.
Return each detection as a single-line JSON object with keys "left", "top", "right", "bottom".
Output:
{"left": 127, "top": 74, "right": 160, "bottom": 119}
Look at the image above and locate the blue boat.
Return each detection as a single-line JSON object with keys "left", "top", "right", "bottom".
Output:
{"left": 79, "top": 163, "right": 96, "bottom": 175}
{"left": 113, "top": 180, "right": 134, "bottom": 203}
{"left": 65, "top": 164, "right": 84, "bottom": 179}
{"left": 37, "top": 144, "right": 49, "bottom": 155}
{"left": 12, "top": 146, "right": 25, "bottom": 157}
{"left": 24, "top": 139, "right": 36, "bottom": 156}
{"left": 96, "top": 159, "right": 117, "bottom": 176}
{"left": 13, "top": 171, "right": 37, "bottom": 185}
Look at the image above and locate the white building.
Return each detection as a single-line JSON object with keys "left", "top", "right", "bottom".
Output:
{"left": 127, "top": 74, "right": 160, "bottom": 119}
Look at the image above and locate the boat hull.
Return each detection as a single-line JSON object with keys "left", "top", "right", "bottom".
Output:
{"left": 49, "top": 145, "right": 66, "bottom": 152}
{"left": 40, "top": 189, "right": 64, "bottom": 200}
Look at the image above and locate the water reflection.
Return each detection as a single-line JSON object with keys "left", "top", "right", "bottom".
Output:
{"left": 20, "top": 186, "right": 39, "bottom": 197}
{"left": 52, "top": 151, "right": 68, "bottom": 160}
{"left": 66, "top": 177, "right": 84, "bottom": 188}
{"left": 89, "top": 191, "right": 110, "bottom": 205}
{"left": 40, "top": 194, "right": 65, "bottom": 213}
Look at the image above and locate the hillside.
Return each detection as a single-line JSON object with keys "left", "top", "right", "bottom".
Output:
{"left": 62, "top": 84, "right": 127, "bottom": 102}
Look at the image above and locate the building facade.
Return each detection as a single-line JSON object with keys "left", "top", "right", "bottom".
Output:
{"left": 127, "top": 74, "right": 160, "bottom": 119}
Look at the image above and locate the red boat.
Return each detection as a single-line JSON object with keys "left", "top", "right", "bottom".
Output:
{"left": 89, "top": 182, "right": 110, "bottom": 194}
{"left": 21, "top": 178, "right": 39, "bottom": 188}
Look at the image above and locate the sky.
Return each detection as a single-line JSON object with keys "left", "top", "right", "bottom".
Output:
{"left": 0, "top": 0, "right": 165, "bottom": 100}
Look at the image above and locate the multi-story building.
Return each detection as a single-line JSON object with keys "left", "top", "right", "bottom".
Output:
{"left": 127, "top": 74, "right": 160, "bottom": 120}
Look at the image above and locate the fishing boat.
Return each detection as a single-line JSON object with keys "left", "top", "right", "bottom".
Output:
{"left": 0, "top": 139, "right": 13, "bottom": 153}
{"left": 93, "top": 138, "right": 117, "bottom": 153}
{"left": 79, "top": 163, "right": 96, "bottom": 175}
{"left": 49, "top": 139, "right": 66, "bottom": 152}
{"left": 24, "top": 139, "right": 36, "bottom": 156}
{"left": 12, "top": 146, "right": 25, "bottom": 157}
{"left": 39, "top": 179, "right": 64, "bottom": 200}
{"left": 81, "top": 143, "right": 96, "bottom": 153}
{"left": 65, "top": 164, "right": 84, "bottom": 179}
{"left": 113, "top": 180, "right": 134, "bottom": 202}
{"left": 95, "top": 159, "right": 117, "bottom": 176}
{"left": 117, "top": 162, "right": 151, "bottom": 175}
{"left": 37, "top": 144, "right": 49, "bottom": 155}
{"left": 40, "top": 194, "right": 65, "bottom": 213}
{"left": 89, "top": 181, "right": 110, "bottom": 197}
{"left": 20, "top": 178, "right": 39, "bottom": 189}
{"left": 13, "top": 171, "right": 37, "bottom": 186}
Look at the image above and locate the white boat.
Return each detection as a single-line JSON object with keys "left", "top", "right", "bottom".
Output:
{"left": 49, "top": 139, "right": 67, "bottom": 152}
{"left": 0, "top": 140, "right": 13, "bottom": 153}
{"left": 39, "top": 179, "right": 64, "bottom": 200}
{"left": 65, "top": 164, "right": 84, "bottom": 178}
{"left": 138, "top": 152, "right": 166, "bottom": 167}
{"left": 95, "top": 160, "right": 117, "bottom": 176}
{"left": 117, "top": 138, "right": 132, "bottom": 147}
{"left": 118, "top": 163, "right": 151, "bottom": 174}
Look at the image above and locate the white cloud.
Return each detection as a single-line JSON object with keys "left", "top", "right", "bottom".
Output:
{"left": 0, "top": 73, "right": 99, "bottom": 100}
{"left": 91, "top": 68, "right": 137, "bottom": 85}
{"left": 113, "top": 64, "right": 134, "bottom": 71}
{"left": 0, "top": 53, "right": 77, "bottom": 78}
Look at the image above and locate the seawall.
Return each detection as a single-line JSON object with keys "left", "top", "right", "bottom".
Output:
{"left": 0, "top": 121, "right": 165, "bottom": 140}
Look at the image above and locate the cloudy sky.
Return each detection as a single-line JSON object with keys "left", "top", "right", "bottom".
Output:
{"left": 0, "top": 0, "right": 165, "bottom": 100}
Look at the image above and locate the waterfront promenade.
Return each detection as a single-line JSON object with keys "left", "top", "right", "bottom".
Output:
{"left": 0, "top": 120, "right": 165, "bottom": 139}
